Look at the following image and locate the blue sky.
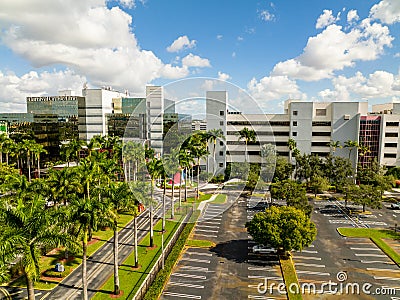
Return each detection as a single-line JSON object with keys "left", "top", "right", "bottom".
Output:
{"left": 0, "top": 0, "right": 399, "bottom": 113}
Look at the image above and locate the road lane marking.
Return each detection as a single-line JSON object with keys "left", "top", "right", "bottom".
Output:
{"left": 186, "top": 251, "right": 212, "bottom": 257}
{"left": 163, "top": 292, "right": 201, "bottom": 299}
{"left": 196, "top": 225, "right": 219, "bottom": 229}
{"left": 180, "top": 266, "right": 209, "bottom": 272}
{"left": 172, "top": 273, "right": 207, "bottom": 280}
{"left": 374, "top": 276, "right": 400, "bottom": 281}
{"left": 193, "top": 233, "right": 217, "bottom": 238}
{"left": 181, "top": 257, "right": 210, "bottom": 263}
{"left": 169, "top": 282, "right": 204, "bottom": 289}
{"left": 367, "top": 268, "right": 400, "bottom": 272}
{"left": 248, "top": 266, "right": 276, "bottom": 271}
{"left": 361, "top": 260, "right": 394, "bottom": 264}
{"left": 355, "top": 254, "right": 387, "bottom": 257}
{"left": 295, "top": 256, "right": 322, "bottom": 261}
{"left": 194, "top": 229, "right": 219, "bottom": 233}
{"left": 350, "top": 247, "right": 380, "bottom": 251}
{"left": 296, "top": 270, "right": 330, "bottom": 276}
{"left": 295, "top": 263, "right": 325, "bottom": 268}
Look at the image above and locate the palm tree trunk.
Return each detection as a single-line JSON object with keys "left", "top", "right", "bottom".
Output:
{"left": 82, "top": 232, "right": 88, "bottom": 300}
{"left": 26, "top": 274, "right": 35, "bottom": 300}
{"left": 213, "top": 142, "right": 216, "bottom": 175}
{"left": 179, "top": 169, "right": 182, "bottom": 209}
{"left": 128, "top": 161, "right": 131, "bottom": 182}
{"left": 134, "top": 216, "right": 138, "bottom": 268}
{"left": 113, "top": 222, "right": 120, "bottom": 295}
{"left": 171, "top": 180, "right": 175, "bottom": 219}
{"left": 197, "top": 158, "right": 200, "bottom": 199}
{"left": 37, "top": 156, "right": 41, "bottom": 179}
{"left": 0, "top": 151, "right": 2, "bottom": 164}
{"left": 162, "top": 179, "right": 166, "bottom": 232}
{"left": 150, "top": 181, "right": 154, "bottom": 247}
{"left": 184, "top": 168, "right": 188, "bottom": 202}
{"left": 6, "top": 153, "right": 8, "bottom": 165}
{"left": 27, "top": 152, "right": 31, "bottom": 182}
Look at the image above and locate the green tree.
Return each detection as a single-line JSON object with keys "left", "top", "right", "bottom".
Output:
{"left": 309, "top": 175, "right": 329, "bottom": 197}
{"left": 329, "top": 140, "right": 341, "bottom": 154}
{"left": 344, "top": 140, "right": 359, "bottom": 162}
{"left": 237, "top": 127, "right": 256, "bottom": 162}
{"left": 246, "top": 206, "right": 316, "bottom": 255}
{"left": 260, "top": 143, "right": 276, "bottom": 183}
{"left": 207, "top": 129, "right": 224, "bottom": 175}
{"left": 349, "top": 184, "right": 382, "bottom": 212}
{"left": 0, "top": 195, "right": 79, "bottom": 300}
{"left": 163, "top": 147, "right": 180, "bottom": 219}
{"left": 272, "top": 156, "right": 293, "bottom": 183}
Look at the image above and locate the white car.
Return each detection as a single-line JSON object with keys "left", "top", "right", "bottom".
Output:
{"left": 252, "top": 244, "right": 276, "bottom": 254}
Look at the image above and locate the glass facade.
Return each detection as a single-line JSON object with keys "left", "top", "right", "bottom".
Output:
{"left": 359, "top": 116, "right": 381, "bottom": 167}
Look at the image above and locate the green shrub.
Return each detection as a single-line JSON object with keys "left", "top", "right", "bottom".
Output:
{"left": 42, "top": 268, "right": 66, "bottom": 278}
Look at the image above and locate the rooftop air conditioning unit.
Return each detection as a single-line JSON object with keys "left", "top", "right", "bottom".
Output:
{"left": 344, "top": 114, "right": 350, "bottom": 120}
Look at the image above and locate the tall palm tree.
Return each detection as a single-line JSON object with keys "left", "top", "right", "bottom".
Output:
{"left": 189, "top": 133, "right": 209, "bottom": 199}
{"left": 163, "top": 147, "right": 180, "bottom": 219}
{"left": 0, "top": 133, "right": 8, "bottom": 164}
{"left": 31, "top": 143, "right": 47, "bottom": 179}
{"left": 237, "top": 127, "right": 256, "bottom": 162}
{"left": 179, "top": 148, "right": 194, "bottom": 203}
{"left": 3, "top": 138, "right": 14, "bottom": 165}
{"left": 329, "top": 140, "right": 341, "bottom": 154}
{"left": 21, "top": 139, "right": 36, "bottom": 182}
{"left": 146, "top": 156, "right": 163, "bottom": 247}
{"left": 0, "top": 194, "right": 79, "bottom": 300}
{"left": 207, "top": 129, "right": 224, "bottom": 175}
{"left": 344, "top": 140, "right": 359, "bottom": 161}
{"left": 103, "top": 181, "right": 136, "bottom": 295}
{"left": 47, "top": 167, "right": 82, "bottom": 206}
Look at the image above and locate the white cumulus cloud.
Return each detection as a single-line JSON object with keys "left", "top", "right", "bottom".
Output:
{"left": 370, "top": 0, "right": 400, "bottom": 24}
{"left": 272, "top": 19, "right": 393, "bottom": 81}
{"left": 0, "top": 69, "right": 86, "bottom": 112}
{"left": 316, "top": 10, "right": 340, "bottom": 29}
{"left": 347, "top": 9, "right": 359, "bottom": 23}
{"left": 259, "top": 9, "right": 275, "bottom": 22}
{"left": 218, "top": 71, "right": 231, "bottom": 81}
{"left": 182, "top": 53, "right": 211, "bottom": 68}
{"left": 166, "top": 35, "right": 196, "bottom": 53}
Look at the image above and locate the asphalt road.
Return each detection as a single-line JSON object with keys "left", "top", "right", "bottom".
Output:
{"left": 160, "top": 193, "right": 286, "bottom": 300}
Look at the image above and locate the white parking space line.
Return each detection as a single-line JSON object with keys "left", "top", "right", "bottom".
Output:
{"left": 295, "top": 256, "right": 322, "bottom": 261}
{"left": 367, "top": 268, "right": 400, "bottom": 272}
{"left": 361, "top": 260, "right": 395, "bottom": 264}
{"left": 181, "top": 257, "right": 211, "bottom": 263}
{"left": 198, "top": 221, "right": 221, "bottom": 225}
{"left": 355, "top": 254, "right": 387, "bottom": 257}
{"left": 169, "top": 282, "right": 205, "bottom": 289}
{"left": 296, "top": 250, "right": 318, "bottom": 254}
{"left": 196, "top": 225, "right": 219, "bottom": 229}
{"left": 248, "top": 266, "right": 276, "bottom": 271}
{"left": 180, "top": 266, "right": 210, "bottom": 272}
{"left": 374, "top": 276, "right": 400, "bottom": 281}
{"left": 248, "top": 275, "right": 283, "bottom": 280}
{"left": 195, "top": 229, "right": 219, "bottom": 233}
{"left": 186, "top": 251, "right": 213, "bottom": 257}
{"left": 163, "top": 292, "right": 202, "bottom": 299}
{"left": 295, "top": 263, "right": 325, "bottom": 268}
{"left": 172, "top": 273, "right": 207, "bottom": 279}
{"left": 296, "top": 270, "right": 330, "bottom": 276}
{"left": 193, "top": 233, "right": 218, "bottom": 238}
{"left": 350, "top": 247, "right": 381, "bottom": 251}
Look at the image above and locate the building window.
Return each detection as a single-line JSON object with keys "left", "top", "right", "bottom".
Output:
{"left": 316, "top": 109, "right": 327, "bottom": 116}
{"left": 292, "top": 132, "right": 297, "bottom": 136}
{"left": 385, "top": 132, "right": 399, "bottom": 137}
{"left": 312, "top": 132, "right": 331, "bottom": 136}
{"left": 293, "top": 121, "right": 297, "bottom": 126}
{"left": 220, "top": 121, "right": 224, "bottom": 126}
{"left": 219, "top": 162, "right": 224, "bottom": 167}
{"left": 219, "top": 151, "right": 223, "bottom": 156}
{"left": 312, "top": 121, "right": 331, "bottom": 126}
{"left": 220, "top": 141, "right": 224, "bottom": 146}
{"left": 386, "top": 122, "right": 399, "bottom": 127}
{"left": 293, "top": 110, "right": 298, "bottom": 116}
{"left": 385, "top": 143, "right": 397, "bottom": 148}
{"left": 220, "top": 110, "right": 225, "bottom": 116}
{"left": 384, "top": 153, "right": 397, "bottom": 158}
{"left": 311, "top": 142, "right": 330, "bottom": 147}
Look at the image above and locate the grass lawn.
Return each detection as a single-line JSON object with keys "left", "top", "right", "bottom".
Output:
{"left": 93, "top": 213, "right": 185, "bottom": 300}
{"left": 8, "top": 213, "right": 135, "bottom": 290}
{"left": 186, "top": 239, "right": 215, "bottom": 248}
{"left": 337, "top": 228, "right": 400, "bottom": 265}
{"left": 279, "top": 255, "right": 302, "bottom": 300}
{"left": 210, "top": 194, "right": 227, "bottom": 204}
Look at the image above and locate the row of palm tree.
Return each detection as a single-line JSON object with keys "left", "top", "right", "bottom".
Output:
{"left": 0, "top": 133, "right": 48, "bottom": 180}
{"left": 0, "top": 135, "right": 147, "bottom": 299}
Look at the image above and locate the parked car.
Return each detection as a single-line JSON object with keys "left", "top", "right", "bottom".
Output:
{"left": 252, "top": 244, "right": 276, "bottom": 254}
{"left": 391, "top": 202, "right": 400, "bottom": 209}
